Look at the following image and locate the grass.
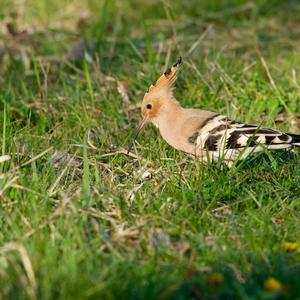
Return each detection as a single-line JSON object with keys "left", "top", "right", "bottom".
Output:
{"left": 0, "top": 0, "right": 300, "bottom": 299}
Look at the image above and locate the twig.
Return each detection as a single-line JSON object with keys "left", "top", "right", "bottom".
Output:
{"left": 187, "top": 24, "right": 213, "bottom": 57}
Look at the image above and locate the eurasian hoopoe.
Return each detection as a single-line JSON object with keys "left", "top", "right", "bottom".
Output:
{"left": 128, "top": 57, "right": 300, "bottom": 167}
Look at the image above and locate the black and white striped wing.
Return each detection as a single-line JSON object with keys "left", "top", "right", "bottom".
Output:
{"left": 193, "top": 115, "right": 299, "bottom": 162}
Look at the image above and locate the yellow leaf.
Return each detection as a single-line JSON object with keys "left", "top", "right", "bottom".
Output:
{"left": 208, "top": 272, "right": 224, "bottom": 287}
{"left": 283, "top": 242, "right": 298, "bottom": 253}
{"left": 264, "top": 277, "right": 283, "bottom": 291}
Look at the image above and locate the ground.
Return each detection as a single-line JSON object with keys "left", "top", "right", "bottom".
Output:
{"left": 0, "top": 0, "right": 300, "bottom": 299}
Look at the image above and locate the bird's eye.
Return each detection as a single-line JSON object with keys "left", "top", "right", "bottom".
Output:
{"left": 146, "top": 104, "right": 152, "bottom": 109}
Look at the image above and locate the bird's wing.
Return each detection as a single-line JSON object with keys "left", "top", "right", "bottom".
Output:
{"left": 188, "top": 114, "right": 299, "bottom": 162}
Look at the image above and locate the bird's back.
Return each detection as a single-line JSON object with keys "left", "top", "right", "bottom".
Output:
{"left": 178, "top": 110, "right": 300, "bottom": 166}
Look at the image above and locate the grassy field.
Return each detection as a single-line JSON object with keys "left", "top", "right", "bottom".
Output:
{"left": 0, "top": 0, "right": 300, "bottom": 299}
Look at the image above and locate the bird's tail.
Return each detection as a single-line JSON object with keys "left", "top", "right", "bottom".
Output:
{"left": 287, "top": 133, "right": 300, "bottom": 146}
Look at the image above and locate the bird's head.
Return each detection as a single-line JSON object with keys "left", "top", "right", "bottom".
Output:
{"left": 127, "top": 57, "right": 182, "bottom": 153}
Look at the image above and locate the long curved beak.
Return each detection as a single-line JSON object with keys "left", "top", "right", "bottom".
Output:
{"left": 127, "top": 118, "right": 147, "bottom": 154}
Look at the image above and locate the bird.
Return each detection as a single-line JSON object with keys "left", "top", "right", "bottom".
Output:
{"left": 128, "top": 57, "right": 300, "bottom": 167}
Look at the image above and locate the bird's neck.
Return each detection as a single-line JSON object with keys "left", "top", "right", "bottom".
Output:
{"left": 165, "top": 98, "right": 183, "bottom": 117}
{"left": 151, "top": 99, "right": 186, "bottom": 148}
{"left": 152, "top": 99, "right": 183, "bottom": 126}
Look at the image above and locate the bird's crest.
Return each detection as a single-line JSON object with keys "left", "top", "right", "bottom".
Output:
{"left": 146, "top": 57, "right": 182, "bottom": 94}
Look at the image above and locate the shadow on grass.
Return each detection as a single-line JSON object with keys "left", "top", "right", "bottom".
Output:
{"left": 89, "top": 255, "right": 300, "bottom": 300}
{"left": 235, "top": 149, "right": 300, "bottom": 171}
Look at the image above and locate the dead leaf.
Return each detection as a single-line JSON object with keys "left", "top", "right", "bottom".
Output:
{"left": 65, "top": 38, "right": 93, "bottom": 63}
